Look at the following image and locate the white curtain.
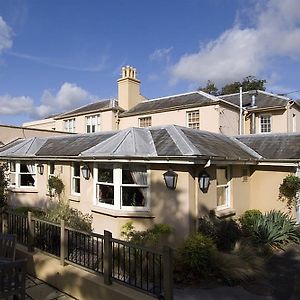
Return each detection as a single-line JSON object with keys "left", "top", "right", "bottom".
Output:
{"left": 26, "top": 163, "right": 35, "bottom": 174}
{"left": 130, "top": 167, "right": 148, "bottom": 200}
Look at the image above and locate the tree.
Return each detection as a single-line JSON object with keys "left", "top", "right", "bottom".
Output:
{"left": 199, "top": 80, "right": 219, "bottom": 95}
{"left": 220, "top": 76, "right": 266, "bottom": 95}
{"left": 0, "top": 163, "right": 9, "bottom": 209}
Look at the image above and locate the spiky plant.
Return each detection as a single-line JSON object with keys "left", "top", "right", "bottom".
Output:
{"left": 250, "top": 210, "right": 300, "bottom": 250}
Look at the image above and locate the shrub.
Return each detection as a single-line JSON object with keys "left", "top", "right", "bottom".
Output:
{"left": 249, "top": 210, "right": 300, "bottom": 250}
{"left": 43, "top": 201, "right": 93, "bottom": 232}
{"left": 13, "top": 206, "right": 45, "bottom": 218}
{"left": 121, "top": 221, "right": 172, "bottom": 247}
{"left": 176, "top": 233, "right": 217, "bottom": 278}
{"left": 198, "top": 216, "right": 241, "bottom": 252}
{"left": 0, "top": 163, "right": 8, "bottom": 209}
{"left": 239, "top": 209, "right": 263, "bottom": 235}
{"left": 279, "top": 174, "right": 300, "bottom": 211}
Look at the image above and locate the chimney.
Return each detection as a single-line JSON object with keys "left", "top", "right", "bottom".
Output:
{"left": 248, "top": 90, "right": 257, "bottom": 108}
{"left": 117, "top": 65, "right": 142, "bottom": 111}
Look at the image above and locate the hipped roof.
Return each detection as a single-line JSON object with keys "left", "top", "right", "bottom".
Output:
{"left": 0, "top": 125, "right": 260, "bottom": 162}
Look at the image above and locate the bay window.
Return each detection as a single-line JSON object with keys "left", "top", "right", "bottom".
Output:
{"left": 95, "top": 164, "right": 149, "bottom": 211}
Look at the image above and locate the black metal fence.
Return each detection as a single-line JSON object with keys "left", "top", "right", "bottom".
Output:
{"left": 1, "top": 211, "right": 173, "bottom": 299}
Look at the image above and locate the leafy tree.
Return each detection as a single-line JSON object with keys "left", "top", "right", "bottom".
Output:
{"left": 199, "top": 80, "right": 219, "bottom": 95}
{"left": 221, "top": 76, "right": 266, "bottom": 95}
{"left": 0, "top": 163, "right": 9, "bottom": 209}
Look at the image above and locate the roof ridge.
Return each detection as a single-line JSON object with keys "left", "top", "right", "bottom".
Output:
{"left": 141, "top": 91, "right": 199, "bottom": 103}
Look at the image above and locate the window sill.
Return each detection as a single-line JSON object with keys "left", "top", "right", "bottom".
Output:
{"left": 69, "top": 195, "right": 80, "bottom": 202}
{"left": 213, "top": 208, "right": 236, "bottom": 219}
{"left": 91, "top": 206, "right": 154, "bottom": 218}
{"left": 8, "top": 187, "right": 38, "bottom": 194}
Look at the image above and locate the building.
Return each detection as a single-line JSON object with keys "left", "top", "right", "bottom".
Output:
{"left": 220, "top": 90, "right": 300, "bottom": 134}
{"left": 23, "top": 66, "right": 300, "bottom": 136}
{"left": 1, "top": 125, "right": 299, "bottom": 244}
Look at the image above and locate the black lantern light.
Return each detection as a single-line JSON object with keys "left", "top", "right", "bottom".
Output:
{"left": 81, "top": 164, "right": 90, "bottom": 180}
{"left": 163, "top": 170, "right": 178, "bottom": 190}
{"left": 198, "top": 171, "right": 210, "bottom": 193}
{"left": 37, "top": 163, "right": 44, "bottom": 175}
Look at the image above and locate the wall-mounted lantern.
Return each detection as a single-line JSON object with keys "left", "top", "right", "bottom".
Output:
{"left": 37, "top": 163, "right": 44, "bottom": 175}
{"left": 81, "top": 164, "right": 91, "bottom": 180}
{"left": 198, "top": 171, "right": 210, "bottom": 193}
{"left": 163, "top": 170, "right": 178, "bottom": 190}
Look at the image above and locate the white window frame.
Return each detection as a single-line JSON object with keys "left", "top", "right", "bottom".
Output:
{"left": 64, "top": 118, "right": 76, "bottom": 133}
{"left": 48, "top": 161, "right": 55, "bottom": 178}
{"left": 94, "top": 163, "right": 150, "bottom": 212}
{"left": 86, "top": 114, "right": 101, "bottom": 133}
{"left": 139, "top": 116, "right": 152, "bottom": 128}
{"left": 186, "top": 110, "right": 200, "bottom": 129}
{"left": 71, "top": 162, "right": 81, "bottom": 196}
{"left": 259, "top": 114, "right": 272, "bottom": 133}
{"left": 8, "top": 161, "right": 37, "bottom": 189}
{"left": 216, "top": 167, "right": 231, "bottom": 210}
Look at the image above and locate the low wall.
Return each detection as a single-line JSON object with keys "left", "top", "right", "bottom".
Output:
{"left": 16, "top": 245, "right": 153, "bottom": 300}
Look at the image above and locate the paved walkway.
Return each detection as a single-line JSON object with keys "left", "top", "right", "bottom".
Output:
{"left": 25, "top": 275, "right": 76, "bottom": 300}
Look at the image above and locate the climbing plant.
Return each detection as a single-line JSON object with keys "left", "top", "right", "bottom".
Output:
{"left": 279, "top": 174, "right": 300, "bottom": 211}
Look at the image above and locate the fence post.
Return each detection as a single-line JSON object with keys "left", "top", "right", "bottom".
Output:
{"left": 103, "top": 230, "right": 112, "bottom": 285}
{"left": 163, "top": 246, "right": 173, "bottom": 300}
{"left": 60, "top": 219, "right": 67, "bottom": 266}
{"left": 2, "top": 211, "right": 7, "bottom": 234}
{"left": 27, "top": 212, "right": 34, "bottom": 252}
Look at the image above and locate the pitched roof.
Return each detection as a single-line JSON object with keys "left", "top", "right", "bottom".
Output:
{"left": 0, "top": 125, "right": 259, "bottom": 161}
{"left": 219, "top": 90, "right": 290, "bottom": 110}
{"left": 237, "top": 133, "right": 300, "bottom": 160}
{"left": 119, "top": 91, "right": 229, "bottom": 117}
{"left": 54, "top": 99, "right": 121, "bottom": 120}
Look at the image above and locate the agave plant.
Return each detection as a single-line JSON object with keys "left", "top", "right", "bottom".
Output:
{"left": 250, "top": 210, "right": 300, "bottom": 250}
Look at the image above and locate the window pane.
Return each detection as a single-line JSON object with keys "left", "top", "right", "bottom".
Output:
{"left": 73, "top": 178, "right": 80, "bottom": 193}
{"left": 9, "top": 161, "right": 16, "bottom": 172}
{"left": 9, "top": 173, "right": 16, "bottom": 186}
{"left": 97, "top": 184, "right": 114, "bottom": 204}
{"left": 217, "top": 186, "right": 227, "bottom": 206}
{"left": 122, "top": 167, "right": 147, "bottom": 185}
{"left": 122, "top": 169, "right": 134, "bottom": 184}
{"left": 122, "top": 187, "right": 146, "bottom": 207}
{"left": 74, "top": 163, "right": 80, "bottom": 176}
{"left": 98, "top": 168, "right": 113, "bottom": 183}
{"left": 20, "top": 174, "right": 35, "bottom": 186}
{"left": 216, "top": 168, "right": 227, "bottom": 185}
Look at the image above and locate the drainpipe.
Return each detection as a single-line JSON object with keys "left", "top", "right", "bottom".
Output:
{"left": 239, "top": 87, "right": 243, "bottom": 135}
{"left": 249, "top": 90, "right": 257, "bottom": 134}
{"left": 296, "top": 165, "right": 300, "bottom": 224}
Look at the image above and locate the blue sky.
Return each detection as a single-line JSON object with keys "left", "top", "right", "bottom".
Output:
{"left": 0, "top": 0, "right": 300, "bottom": 125}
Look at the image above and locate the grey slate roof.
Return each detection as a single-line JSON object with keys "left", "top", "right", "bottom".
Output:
{"left": 55, "top": 99, "right": 120, "bottom": 120}
{"left": 237, "top": 133, "right": 300, "bottom": 160}
{"left": 119, "top": 92, "right": 222, "bottom": 117}
{"left": 220, "top": 90, "right": 290, "bottom": 110}
{"left": 0, "top": 125, "right": 259, "bottom": 161}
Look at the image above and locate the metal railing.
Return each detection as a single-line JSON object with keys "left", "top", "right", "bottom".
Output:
{"left": 1, "top": 211, "right": 173, "bottom": 299}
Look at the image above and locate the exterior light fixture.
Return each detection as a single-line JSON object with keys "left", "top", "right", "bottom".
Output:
{"left": 163, "top": 170, "right": 178, "bottom": 190}
{"left": 199, "top": 171, "right": 210, "bottom": 193}
{"left": 37, "top": 163, "right": 44, "bottom": 175}
{"left": 81, "top": 164, "right": 90, "bottom": 180}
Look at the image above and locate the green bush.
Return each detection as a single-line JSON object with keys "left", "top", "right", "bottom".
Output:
{"left": 176, "top": 233, "right": 217, "bottom": 278}
{"left": 13, "top": 206, "right": 45, "bottom": 218}
{"left": 121, "top": 221, "right": 172, "bottom": 247}
{"left": 248, "top": 210, "right": 300, "bottom": 250}
{"left": 198, "top": 217, "right": 241, "bottom": 252}
{"left": 0, "top": 163, "right": 8, "bottom": 209}
{"left": 43, "top": 201, "right": 93, "bottom": 232}
{"left": 239, "top": 209, "right": 263, "bottom": 235}
{"left": 48, "top": 176, "right": 64, "bottom": 197}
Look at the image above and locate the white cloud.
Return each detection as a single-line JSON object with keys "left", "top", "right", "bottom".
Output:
{"left": 170, "top": 0, "right": 300, "bottom": 86}
{"left": 150, "top": 47, "right": 173, "bottom": 62}
{"left": 34, "top": 82, "right": 89, "bottom": 117}
{"left": 0, "top": 95, "right": 33, "bottom": 115}
{"left": 0, "top": 16, "right": 13, "bottom": 53}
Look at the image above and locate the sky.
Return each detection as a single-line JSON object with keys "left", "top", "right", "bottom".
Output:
{"left": 0, "top": 0, "right": 300, "bottom": 126}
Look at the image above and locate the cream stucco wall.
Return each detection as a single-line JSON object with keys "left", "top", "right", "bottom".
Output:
{"left": 22, "top": 118, "right": 56, "bottom": 131}
{"left": 7, "top": 160, "right": 298, "bottom": 244}
{"left": 0, "top": 125, "right": 68, "bottom": 145}
{"left": 119, "top": 104, "right": 238, "bottom": 134}
{"left": 55, "top": 110, "right": 117, "bottom": 133}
